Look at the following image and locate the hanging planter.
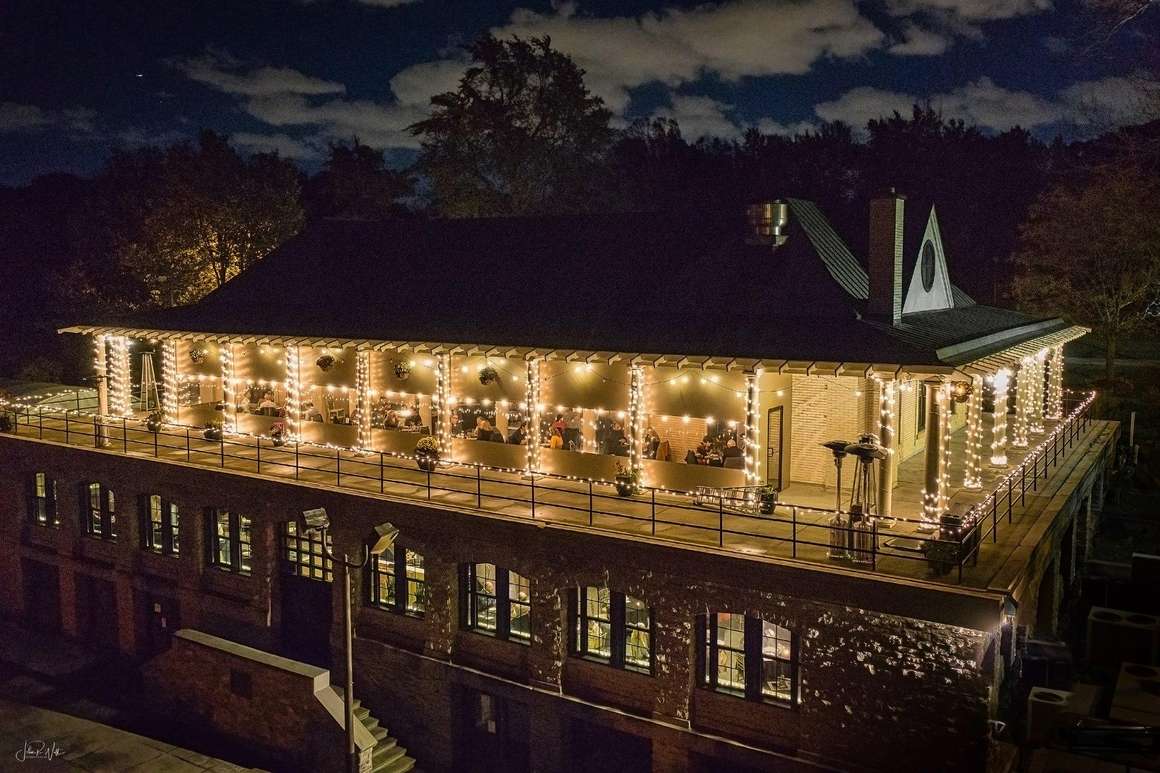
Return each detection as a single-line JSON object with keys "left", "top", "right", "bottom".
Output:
{"left": 316, "top": 354, "right": 338, "bottom": 372}
{"left": 393, "top": 361, "right": 412, "bottom": 381}
{"left": 146, "top": 411, "right": 163, "bottom": 433}
{"left": 414, "top": 436, "right": 440, "bottom": 472}
{"left": 270, "top": 421, "right": 288, "bottom": 447}
{"left": 951, "top": 381, "right": 974, "bottom": 404}
{"left": 478, "top": 366, "right": 499, "bottom": 386}
{"left": 189, "top": 346, "right": 208, "bottom": 365}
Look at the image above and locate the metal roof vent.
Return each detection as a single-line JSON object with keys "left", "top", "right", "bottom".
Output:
{"left": 746, "top": 200, "right": 789, "bottom": 247}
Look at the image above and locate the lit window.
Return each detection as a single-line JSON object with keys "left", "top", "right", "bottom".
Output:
{"left": 282, "top": 521, "right": 332, "bottom": 581}
{"left": 142, "top": 494, "right": 180, "bottom": 555}
{"left": 30, "top": 472, "right": 58, "bottom": 527}
{"left": 370, "top": 545, "right": 426, "bottom": 616}
{"left": 463, "top": 563, "right": 530, "bottom": 644}
{"left": 573, "top": 587, "right": 652, "bottom": 673}
{"left": 208, "top": 509, "right": 252, "bottom": 574}
{"left": 84, "top": 482, "right": 116, "bottom": 540}
{"left": 702, "top": 613, "right": 797, "bottom": 705}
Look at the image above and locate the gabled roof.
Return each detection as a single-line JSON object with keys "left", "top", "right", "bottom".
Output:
{"left": 75, "top": 202, "right": 1070, "bottom": 370}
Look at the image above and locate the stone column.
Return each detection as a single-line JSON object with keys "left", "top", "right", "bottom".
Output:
{"left": 877, "top": 379, "right": 897, "bottom": 518}
{"left": 160, "top": 340, "right": 179, "bottom": 425}
{"left": 527, "top": 580, "right": 565, "bottom": 692}
{"left": 525, "top": 358, "right": 542, "bottom": 473}
{"left": 990, "top": 369, "right": 1009, "bottom": 466}
{"left": 355, "top": 350, "right": 371, "bottom": 450}
{"left": 744, "top": 372, "right": 761, "bottom": 484}
{"left": 1030, "top": 353, "right": 1046, "bottom": 435}
{"left": 629, "top": 365, "right": 647, "bottom": 481}
{"left": 108, "top": 335, "right": 131, "bottom": 417}
{"left": 285, "top": 345, "right": 302, "bottom": 440}
{"left": 962, "top": 376, "right": 983, "bottom": 489}
{"left": 1046, "top": 346, "right": 1064, "bottom": 420}
{"left": 1012, "top": 362, "right": 1030, "bottom": 448}
{"left": 921, "top": 381, "right": 950, "bottom": 523}
{"left": 434, "top": 353, "right": 452, "bottom": 458}
{"left": 220, "top": 342, "right": 236, "bottom": 433}
{"left": 94, "top": 335, "right": 109, "bottom": 446}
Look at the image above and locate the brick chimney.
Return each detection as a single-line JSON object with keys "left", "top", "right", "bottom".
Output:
{"left": 867, "top": 189, "right": 905, "bottom": 324}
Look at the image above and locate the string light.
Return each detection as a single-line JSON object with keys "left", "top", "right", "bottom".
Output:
{"left": 1012, "top": 359, "right": 1031, "bottom": 448}
{"left": 1046, "top": 346, "right": 1064, "bottom": 420}
{"left": 220, "top": 343, "right": 236, "bottom": 433}
{"left": 990, "top": 369, "right": 1009, "bottom": 466}
{"left": 161, "top": 341, "right": 178, "bottom": 425}
{"left": 744, "top": 373, "right": 760, "bottom": 484}
{"left": 92, "top": 335, "right": 107, "bottom": 416}
{"left": 1029, "top": 349, "right": 1047, "bottom": 435}
{"left": 628, "top": 365, "right": 646, "bottom": 482}
{"left": 434, "top": 353, "right": 451, "bottom": 456}
{"left": 962, "top": 376, "right": 983, "bottom": 489}
{"left": 920, "top": 382, "right": 952, "bottom": 524}
{"left": 107, "top": 336, "right": 131, "bottom": 417}
{"left": 355, "top": 350, "right": 371, "bottom": 450}
{"left": 526, "top": 359, "right": 541, "bottom": 474}
{"left": 285, "top": 346, "right": 301, "bottom": 440}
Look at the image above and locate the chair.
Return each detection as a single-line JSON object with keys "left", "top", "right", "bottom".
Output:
{"left": 656, "top": 441, "right": 671, "bottom": 463}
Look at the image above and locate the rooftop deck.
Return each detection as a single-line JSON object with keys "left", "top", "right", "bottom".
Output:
{"left": 1, "top": 393, "right": 1109, "bottom": 590}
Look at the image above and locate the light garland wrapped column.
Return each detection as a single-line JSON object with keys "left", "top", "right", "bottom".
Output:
{"left": 1046, "top": 346, "right": 1064, "bottom": 420}
{"left": 1012, "top": 360, "right": 1031, "bottom": 448}
{"left": 1029, "top": 351, "right": 1046, "bottom": 435}
{"left": 220, "top": 342, "right": 236, "bottom": 433}
{"left": 355, "top": 350, "right": 371, "bottom": 450}
{"left": 876, "top": 378, "right": 897, "bottom": 519}
{"left": 962, "top": 376, "right": 984, "bottom": 489}
{"left": 744, "top": 371, "right": 761, "bottom": 485}
{"left": 525, "top": 359, "right": 542, "bottom": 474}
{"left": 93, "top": 335, "right": 109, "bottom": 417}
{"left": 107, "top": 335, "right": 131, "bottom": 417}
{"left": 921, "top": 381, "right": 952, "bottom": 524}
{"left": 434, "top": 353, "right": 452, "bottom": 458}
{"left": 160, "top": 341, "right": 179, "bottom": 425}
{"left": 285, "top": 346, "right": 301, "bottom": 440}
{"left": 628, "top": 365, "right": 647, "bottom": 483}
{"left": 990, "top": 369, "right": 1009, "bottom": 466}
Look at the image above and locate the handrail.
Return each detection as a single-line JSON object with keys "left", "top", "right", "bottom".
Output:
{"left": 0, "top": 391, "right": 1098, "bottom": 584}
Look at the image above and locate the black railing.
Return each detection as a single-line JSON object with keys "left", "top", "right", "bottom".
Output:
{"left": 0, "top": 391, "right": 1097, "bottom": 583}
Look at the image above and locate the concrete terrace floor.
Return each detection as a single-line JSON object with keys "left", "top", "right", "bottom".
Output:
{"left": 8, "top": 409, "right": 1111, "bottom": 591}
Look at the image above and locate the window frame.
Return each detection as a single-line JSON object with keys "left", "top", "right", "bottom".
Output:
{"left": 571, "top": 586, "right": 654, "bottom": 675}
{"left": 462, "top": 563, "right": 531, "bottom": 645}
{"left": 30, "top": 472, "right": 58, "bottom": 527}
{"left": 141, "top": 494, "right": 180, "bottom": 556}
{"left": 282, "top": 521, "right": 333, "bottom": 581}
{"left": 700, "top": 613, "right": 798, "bottom": 707}
{"left": 369, "top": 545, "right": 426, "bottom": 617}
{"left": 83, "top": 482, "right": 116, "bottom": 540}
{"left": 207, "top": 509, "right": 252, "bottom": 575}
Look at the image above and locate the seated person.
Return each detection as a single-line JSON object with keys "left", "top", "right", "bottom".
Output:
{"left": 404, "top": 404, "right": 423, "bottom": 428}
{"left": 549, "top": 427, "right": 565, "bottom": 449}
{"left": 303, "top": 401, "right": 323, "bottom": 422}
{"left": 643, "top": 427, "right": 661, "bottom": 459}
{"left": 476, "top": 419, "right": 499, "bottom": 441}
{"left": 684, "top": 449, "right": 699, "bottom": 465}
{"left": 256, "top": 393, "right": 279, "bottom": 416}
{"left": 722, "top": 437, "right": 743, "bottom": 460}
{"left": 383, "top": 410, "right": 401, "bottom": 429}
{"left": 507, "top": 421, "right": 527, "bottom": 446}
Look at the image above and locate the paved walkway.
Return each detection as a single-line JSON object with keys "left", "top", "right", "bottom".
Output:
{"left": 0, "top": 698, "right": 261, "bottom": 772}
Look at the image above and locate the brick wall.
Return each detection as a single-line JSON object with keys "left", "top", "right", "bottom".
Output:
{"left": 790, "top": 375, "right": 872, "bottom": 486}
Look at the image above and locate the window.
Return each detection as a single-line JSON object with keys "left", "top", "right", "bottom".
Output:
{"left": 370, "top": 545, "right": 426, "bottom": 616}
{"left": 208, "top": 509, "right": 252, "bottom": 574}
{"left": 573, "top": 587, "right": 653, "bottom": 673}
{"left": 282, "top": 521, "right": 332, "bottom": 581}
{"left": 84, "top": 482, "right": 116, "bottom": 540}
{"left": 920, "top": 241, "right": 936, "bottom": 291}
{"left": 142, "top": 495, "right": 180, "bottom": 555}
{"left": 701, "top": 613, "right": 798, "bottom": 705}
{"left": 463, "top": 563, "right": 531, "bottom": 644}
{"left": 30, "top": 473, "right": 58, "bottom": 526}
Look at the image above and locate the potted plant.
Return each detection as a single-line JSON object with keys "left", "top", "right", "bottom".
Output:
{"left": 614, "top": 462, "right": 639, "bottom": 497}
{"left": 145, "top": 410, "right": 163, "bottom": 433}
{"left": 478, "top": 365, "right": 499, "bottom": 385}
{"left": 270, "top": 421, "right": 287, "bottom": 447}
{"left": 414, "top": 436, "right": 440, "bottom": 472}
{"left": 203, "top": 421, "right": 224, "bottom": 441}
{"left": 393, "top": 360, "right": 412, "bottom": 381}
{"left": 757, "top": 484, "right": 778, "bottom": 515}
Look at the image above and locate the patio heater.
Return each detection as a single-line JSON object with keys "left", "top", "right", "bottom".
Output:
{"left": 822, "top": 440, "right": 850, "bottom": 559}
{"left": 845, "top": 433, "right": 886, "bottom": 566}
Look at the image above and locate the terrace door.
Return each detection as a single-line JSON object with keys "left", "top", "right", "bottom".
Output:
{"left": 765, "top": 406, "right": 783, "bottom": 490}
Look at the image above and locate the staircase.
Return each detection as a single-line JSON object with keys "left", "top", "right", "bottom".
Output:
{"left": 334, "top": 688, "right": 416, "bottom": 773}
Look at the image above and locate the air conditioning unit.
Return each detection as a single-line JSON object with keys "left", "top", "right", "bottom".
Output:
{"left": 1027, "top": 687, "right": 1072, "bottom": 745}
{"left": 1110, "top": 663, "right": 1160, "bottom": 727}
{"left": 1087, "top": 607, "right": 1159, "bottom": 673}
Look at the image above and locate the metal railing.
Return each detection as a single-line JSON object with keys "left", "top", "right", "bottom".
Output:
{"left": 0, "top": 390, "right": 1097, "bottom": 583}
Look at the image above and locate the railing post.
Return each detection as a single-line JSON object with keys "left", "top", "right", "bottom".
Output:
{"left": 718, "top": 498, "right": 724, "bottom": 548}
{"left": 1020, "top": 470, "right": 1025, "bottom": 506}
{"left": 476, "top": 465, "right": 482, "bottom": 508}
{"left": 256, "top": 435, "right": 261, "bottom": 473}
{"left": 185, "top": 427, "right": 190, "bottom": 462}
{"left": 38, "top": 407, "right": 43, "bottom": 439}
{"left": 1032, "top": 457, "right": 1038, "bottom": 491}
{"left": 651, "top": 489, "right": 656, "bottom": 536}
{"left": 336, "top": 448, "right": 341, "bottom": 486}
{"left": 123, "top": 416, "right": 128, "bottom": 453}
{"left": 871, "top": 520, "right": 877, "bottom": 571}
{"left": 379, "top": 452, "right": 384, "bottom": 494}
{"left": 64, "top": 409, "right": 70, "bottom": 444}
{"left": 93, "top": 415, "right": 100, "bottom": 448}
{"left": 153, "top": 425, "right": 159, "bottom": 457}
{"left": 588, "top": 480, "right": 594, "bottom": 526}
{"left": 792, "top": 507, "right": 797, "bottom": 558}
{"left": 993, "top": 500, "right": 998, "bottom": 542}
{"left": 530, "top": 475, "right": 535, "bottom": 517}
{"left": 295, "top": 441, "right": 300, "bottom": 480}
{"left": 220, "top": 434, "right": 225, "bottom": 468}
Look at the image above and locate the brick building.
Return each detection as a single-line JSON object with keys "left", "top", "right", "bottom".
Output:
{"left": 0, "top": 193, "right": 1117, "bottom": 772}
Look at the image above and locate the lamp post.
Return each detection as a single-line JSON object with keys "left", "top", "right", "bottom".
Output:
{"left": 301, "top": 508, "right": 398, "bottom": 773}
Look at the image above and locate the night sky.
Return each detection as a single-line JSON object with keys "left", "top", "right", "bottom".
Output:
{"left": 1, "top": 0, "right": 1154, "bottom": 185}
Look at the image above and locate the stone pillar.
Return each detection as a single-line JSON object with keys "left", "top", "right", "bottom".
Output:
{"left": 108, "top": 335, "right": 131, "bottom": 417}
{"left": 527, "top": 581, "right": 565, "bottom": 692}
{"left": 744, "top": 372, "right": 761, "bottom": 484}
{"left": 629, "top": 365, "right": 647, "bottom": 482}
{"left": 94, "top": 336, "right": 109, "bottom": 447}
{"left": 285, "top": 345, "right": 302, "bottom": 440}
{"left": 160, "top": 340, "right": 179, "bottom": 425}
{"left": 921, "top": 381, "right": 950, "bottom": 523}
{"left": 423, "top": 551, "right": 457, "bottom": 661}
{"left": 434, "top": 353, "right": 452, "bottom": 458}
{"left": 1012, "top": 361, "right": 1030, "bottom": 448}
{"left": 652, "top": 607, "right": 695, "bottom": 727}
{"left": 877, "top": 379, "right": 897, "bottom": 518}
{"left": 990, "top": 369, "right": 1009, "bottom": 466}
{"left": 220, "top": 342, "right": 236, "bottom": 433}
{"left": 525, "top": 359, "right": 542, "bottom": 473}
{"left": 1046, "top": 346, "right": 1064, "bottom": 420}
{"left": 963, "top": 376, "right": 983, "bottom": 489}
{"left": 1030, "top": 353, "right": 1046, "bottom": 435}
{"left": 355, "top": 350, "right": 371, "bottom": 450}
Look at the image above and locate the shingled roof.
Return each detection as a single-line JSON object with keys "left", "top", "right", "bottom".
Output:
{"left": 87, "top": 200, "right": 1069, "bottom": 368}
